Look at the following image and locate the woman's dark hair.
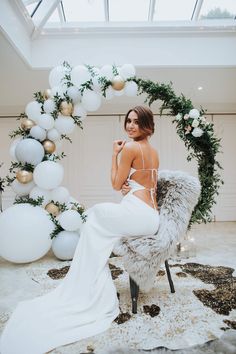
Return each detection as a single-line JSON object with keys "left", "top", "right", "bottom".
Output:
{"left": 124, "top": 105, "right": 155, "bottom": 137}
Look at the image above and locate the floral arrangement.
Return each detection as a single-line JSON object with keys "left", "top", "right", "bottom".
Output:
{"left": 4, "top": 62, "right": 222, "bottom": 229}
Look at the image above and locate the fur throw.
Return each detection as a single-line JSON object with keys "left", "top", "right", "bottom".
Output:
{"left": 113, "top": 170, "right": 201, "bottom": 292}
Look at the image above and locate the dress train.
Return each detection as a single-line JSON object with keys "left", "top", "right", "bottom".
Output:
{"left": 0, "top": 192, "right": 159, "bottom": 354}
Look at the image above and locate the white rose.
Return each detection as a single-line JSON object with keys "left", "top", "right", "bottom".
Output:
{"left": 192, "top": 127, "right": 203, "bottom": 137}
{"left": 189, "top": 109, "right": 200, "bottom": 119}
{"left": 200, "top": 116, "right": 206, "bottom": 123}
{"left": 175, "top": 113, "right": 182, "bottom": 121}
{"left": 192, "top": 119, "right": 199, "bottom": 128}
{"left": 184, "top": 114, "right": 189, "bottom": 120}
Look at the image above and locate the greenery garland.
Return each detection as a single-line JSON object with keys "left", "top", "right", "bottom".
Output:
{"left": 132, "top": 78, "right": 223, "bottom": 226}
{"left": 3, "top": 61, "right": 223, "bottom": 230}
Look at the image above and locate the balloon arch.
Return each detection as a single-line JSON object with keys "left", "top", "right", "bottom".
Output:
{"left": 0, "top": 62, "right": 222, "bottom": 263}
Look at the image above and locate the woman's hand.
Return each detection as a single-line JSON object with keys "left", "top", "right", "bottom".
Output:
{"left": 113, "top": 140, "right": 126, "bottom": 155}
{"left": 121, "top": 180, "right": 131, "bottom": 196}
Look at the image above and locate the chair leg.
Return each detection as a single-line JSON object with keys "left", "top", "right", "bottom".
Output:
{"left": 165, "top": 260, "right": 175, "bottom": 293}
{"left": 129, "top": 276, "right": 139, "bottom": 314}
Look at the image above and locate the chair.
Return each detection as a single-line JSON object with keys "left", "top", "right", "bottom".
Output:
{"left": 113, "top": 170, "right": 201, "bottom": 314}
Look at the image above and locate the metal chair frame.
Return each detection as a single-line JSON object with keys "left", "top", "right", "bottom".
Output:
{"left": 129, "top": 260, "right": 175, "bottom": 314}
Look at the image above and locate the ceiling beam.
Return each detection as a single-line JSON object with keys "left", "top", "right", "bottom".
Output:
{"left": 104, "top": 0, "right": 109, "bottom": 22}
{"left": 192, "top": 0, "right": 204, "bottom": 20}
{"left": 148, "top": 0, "right": 156, "bottom": 22}
{"left": 31, "top": 0, "right": 61, "bottom": 38}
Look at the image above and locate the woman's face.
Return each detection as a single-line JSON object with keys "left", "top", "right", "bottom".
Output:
{"left": 125, "top": 111, "right": 142, "bottom": 140}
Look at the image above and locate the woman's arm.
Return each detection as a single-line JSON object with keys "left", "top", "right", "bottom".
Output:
{"left": 111, "top": 141, "right": 135, "bottom": 191}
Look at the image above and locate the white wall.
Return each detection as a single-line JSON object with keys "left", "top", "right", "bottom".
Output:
{"left": 0, "top": 113, "right": 235, "bottom": 221}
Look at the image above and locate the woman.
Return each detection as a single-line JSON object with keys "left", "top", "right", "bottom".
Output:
{"left": 0, "top": 106, "right": 160, "bottom": 354}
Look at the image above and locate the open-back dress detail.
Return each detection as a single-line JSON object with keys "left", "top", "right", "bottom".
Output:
{"left": 127, "top": 142, "right": 158, "bottom": 210}
{"left": 0, "top": 143, "right": 160, "bottom": 354}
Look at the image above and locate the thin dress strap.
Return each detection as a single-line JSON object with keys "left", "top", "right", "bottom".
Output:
{"left": 137, "top": 142, "right": 145, "bottom": 169}
{"left": 137, "top": 142, "right": 158, "bottom": 211}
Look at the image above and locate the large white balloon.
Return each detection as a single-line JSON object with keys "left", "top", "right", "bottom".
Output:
{"left": 43, "top": 99, "right": 56, "bottom": 114}
{"left": 37, "top": 113, "right": 55, "bottom": 130}
{"left": 11, "top": 179, "right": 35, "bottom": 196}
{"left": 124, "top": 81, "right": 138, "bottom": 97}
{"left": 58, "top": 210, "right": 83, "bottom": 231}
{"left": 67, "top": 86, "right": 81, "bottom": 103}
{"left": 47, "top": 128, "right": 61, "bottom": 141}
{"left": 0, "top": 204, "right": 54, "bottom": 263}
{"left": 81, "top": 90, "right": 101, "bottom": 111}
{"left": 104, "top": 87, "right": 115, "bottom": 100}
{"left": 25, "top": 101, "right": 42, "bottom": 123}
{"left": 29, "top": 186, "right": 52, "bottom": 207}
{"left": 30, "top": 125, "right": 47, "bottom": 141}
{"left": 51, "top": 86, "right": 64, "bottom": 97}
{"left": 9, "top": 137, "right": 22, "bottom": 160}
{"left": 33, "top": 161, "right": 64, "bottom": 190}
{"left": 52, "top": 231, "right": 80, "bottom": 261}
{"left": 49, "top": 65, "right": 66, "bottom": 88}
{"left": 15, "top": 138, "right": 45, "bottom": 165}
{"left": 51, "top": 186, "right": 70, "bottom": 204}
{"left": 100, "top": 64, "right": 114, "bottom": 80}
{"left": 120, "top": 64, "right": 136, "bottom": 79}
{"left": 71, "top": 65, "right": 91, "bottom": 87}
{"left": 54, "top": 116, "right": 75, "bottom": 134}
{"left": 73, "top": 104, "right": 87, "bottom": 120}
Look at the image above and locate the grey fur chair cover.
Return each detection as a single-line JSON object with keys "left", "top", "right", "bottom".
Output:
{"left": 113, "top": 170, "right": 201, "bottom": 292}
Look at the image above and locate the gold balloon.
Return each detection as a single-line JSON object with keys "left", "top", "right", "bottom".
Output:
{"left": 16, "top": 170, "right": 33, "bottom": 184}
{"left": 42, "top": 139, "right": 56, "bottom": 154}
{"left": 20, "top": 118, "right": 35, "bottom": 131}
{"left": 43, "top": 89, "right": 52, "bottom": 100}
{"left": 111, "top": 75, "right": 125, "bottom": 91}
{"left": 59, "top": 101, "right": 73, "bottom": 116}
{"left": 45, "top": 202, "right": 60, "bottom": 216}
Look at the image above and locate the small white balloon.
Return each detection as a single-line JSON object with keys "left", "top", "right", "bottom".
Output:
{"left": 66, "top": 196, "right": 82, "bottom": 210}
{"left": 104, "top": 86, "right": 114, "bottom": 100}
{"left": 43, "top": 99, "right": 56, "bottom": 114}
{"left": 120, "top": 64, "right": 136, "bottom": 79}
{"left": 67, "top": 86, "right": 81, "bottom": 103}
{"left": 30, "top": 125, "right": 47, "bottom": 141}
{"left": 37, "top": 113, "right": 55, "bottom": 130}
{"left": 33, "top": 161, "right": 64, "bottom": 190}
{"left": 49, "top": 65, "right": 66, "bottom": 88}
{"left": 114, "top": 89, "right": 124, "bottom": 96}
{"left": 73, "top": 104, "right": 87, "bottom": 120}
{"left": 52, "top": 231, "right": 80, "bottom": 261}
{"left": 15, "top": 138, "right": 45, "bottom": 165}
{"left": 51, "top": 186, "right": 70, "bottom": 204}
{"left": 9, "top": 138, "right": 22, "bottom": 160}
{"left": 58, "top": 210, "right": 83, "bottom": 231}
{"left": 25, "top": 101, "right": 42, "bottom": 123}
{"left": 71, "top": 65, "right": 91, "bottom": 87}
{"left": 81, "top": 90, "right": 101, "bottom": 111}
{"left": 100, "top": 65, "right": 114, "bottom": 80}
{"left": 54, "top": 116, "right": 75, "bottom": 134}
{"left": 0, "top": 204, "right": 54, "bottom": 263}
{"left": 92, "top": 76, "right": 102, "bottom": 93}
{"left": 47, "top": 128, "right": 61, "bottom": 141}
{"left": 11, "top": 179, "right": 35, "bottom": 196}
{"left": 29, "top": 186, "right": 52, "bottom": 207}
{"left": 51, "top": 86, "right": 64, "bottom": 97}
{"left": 124, "top": 81, "right": 138, "bottom": 97}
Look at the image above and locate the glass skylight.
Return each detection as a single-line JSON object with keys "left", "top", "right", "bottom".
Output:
{"left": 153, "top": 0, "right": 197, "bottom": 21}
{"left": 109, "top": 0, "right": 150, "bottom": 22}
{"left": 62, "top": 0, "right": 105, "bottom": 22}
{"left": 21, "top": 0, "right": 236, "bottom": 30}
{"left": 199, "top": 0, "right": 236, "bottom": 19}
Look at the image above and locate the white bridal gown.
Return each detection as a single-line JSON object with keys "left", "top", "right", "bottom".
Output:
{"left": 0, "top": 144, "right": 160, "bottom": 354}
